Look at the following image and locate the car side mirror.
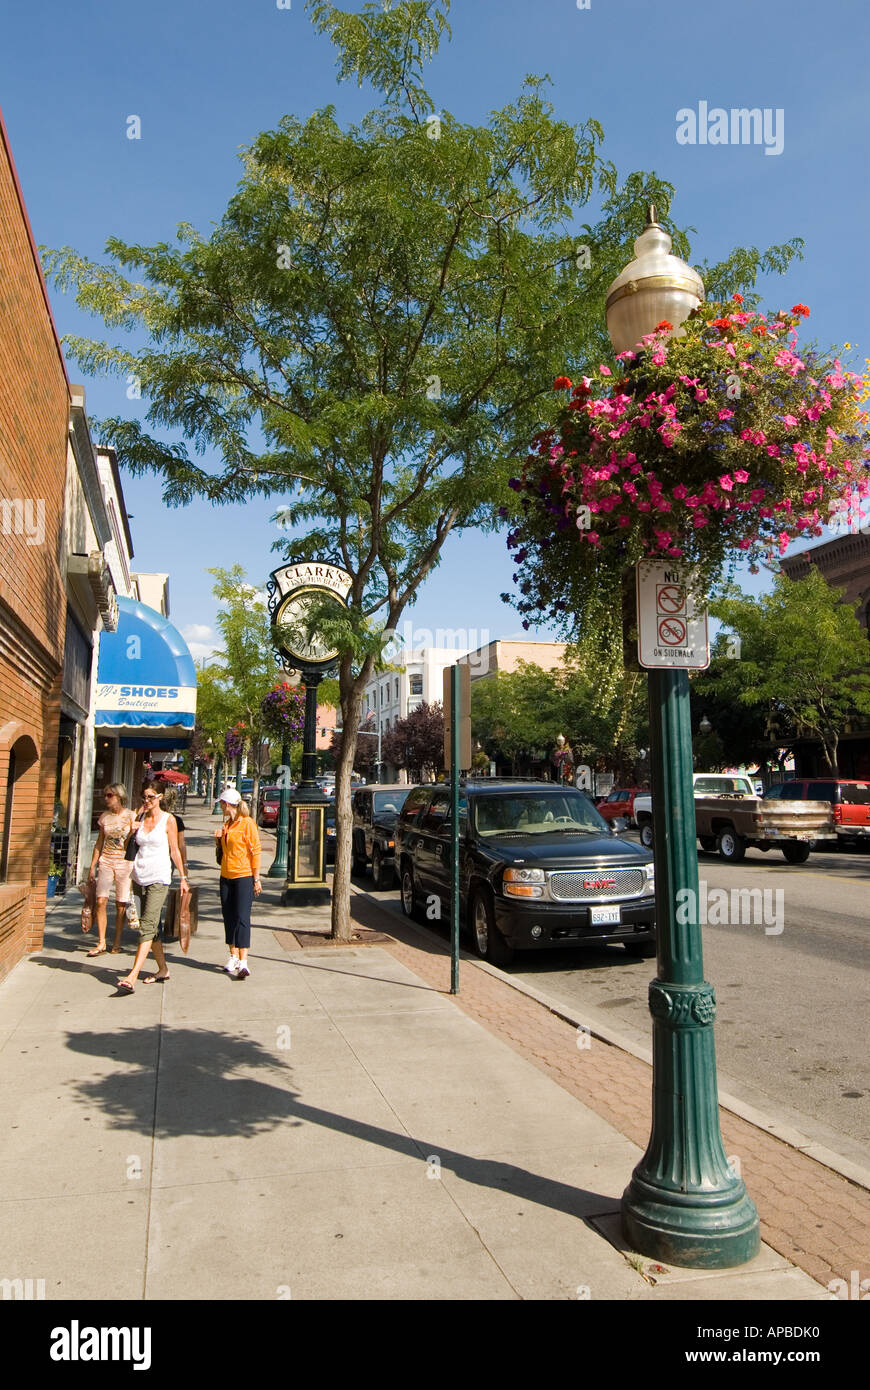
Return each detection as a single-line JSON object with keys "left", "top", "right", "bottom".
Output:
{"left": 611, "top": 818, "right": 627, "bottom": 835}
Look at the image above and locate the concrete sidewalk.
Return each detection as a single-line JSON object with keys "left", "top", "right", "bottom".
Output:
{"left": 0, "top": 801, "right": 827, "bottom": 1301}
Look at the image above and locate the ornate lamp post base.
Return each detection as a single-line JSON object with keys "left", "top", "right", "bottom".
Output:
{"left": 620, "top": 665, "right": 760, "bottom": 1269}
{"left": 622, "top": 980, "right": 760, "bottom": 1267}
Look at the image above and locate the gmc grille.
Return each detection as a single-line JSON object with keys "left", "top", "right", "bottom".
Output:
{"left": 549, "top": 868, "right": 646, "bottom": 901}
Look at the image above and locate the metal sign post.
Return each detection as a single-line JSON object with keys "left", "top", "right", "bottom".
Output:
{"left": 450, "top": 665, "right": 460, "bottom": 994}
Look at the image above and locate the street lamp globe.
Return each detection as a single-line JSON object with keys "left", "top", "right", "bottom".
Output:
{"left": 605, "top": 205, "right": 705, "bottom": 355}
{"left": 699, "top": 715, "right": 713, "bottom": 736}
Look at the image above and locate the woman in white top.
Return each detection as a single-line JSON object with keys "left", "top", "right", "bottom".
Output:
{"left": 117, "top": 786, "right": 188, "bottom": 993}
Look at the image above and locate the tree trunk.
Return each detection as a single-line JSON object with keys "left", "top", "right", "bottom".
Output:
{"left": 330, "top": 656, "right": 373, "bottom": 941}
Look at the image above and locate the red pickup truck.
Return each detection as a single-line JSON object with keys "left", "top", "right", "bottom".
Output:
{"left": 765, "top": 779, "right": 870, "bottom": 847}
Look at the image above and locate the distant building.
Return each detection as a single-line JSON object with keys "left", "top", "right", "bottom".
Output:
{"left": 780, "top": 533, "right": 870, "bottom": 777}
{"left": 779, "top": 532, "right": 870, "bottom": 631}
{"left": 460, "top": 638, "right": 568, "bottom": 682}
{"left": 361, "top": 644, "right": 468, "bottom": 779}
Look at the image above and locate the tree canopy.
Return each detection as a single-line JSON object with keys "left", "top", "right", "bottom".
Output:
{"left": 704, "top": 568, "right": 870, "bottom": 775}
{"left": 42, "top": 0, "right": 802, "bottom": 935}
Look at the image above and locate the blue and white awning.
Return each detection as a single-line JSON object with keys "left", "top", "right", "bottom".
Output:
{"left": 95, "top": 597, "right": 197, "bottom": 740}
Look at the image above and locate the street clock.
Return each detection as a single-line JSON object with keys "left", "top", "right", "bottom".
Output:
{"left": 268, "top": 561, "right": 353, "bottom": 670}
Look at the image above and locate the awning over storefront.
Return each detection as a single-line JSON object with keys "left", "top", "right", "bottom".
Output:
{"left": 95, "top": 597, "right": 197, "bottom": 744}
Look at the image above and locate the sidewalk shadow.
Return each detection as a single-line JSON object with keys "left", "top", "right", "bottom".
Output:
{"left": 64, "top": 1024, "right": 618, "bottom": 1222}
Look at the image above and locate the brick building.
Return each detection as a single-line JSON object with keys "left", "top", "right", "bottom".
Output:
{"left": 780, "top": 532, "right": 870, "bottom": 777}
{"left": 0, "top": 106, "right": 71, "bottom": 981}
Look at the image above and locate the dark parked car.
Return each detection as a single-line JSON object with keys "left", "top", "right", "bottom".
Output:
{"left": 325, "top": 804, "right": 336, "bottom": 863}
{"left": 394, "top": 780, "right": 656, "bottom": 965}
{"left": 764, "top": 779, "right": 870, "bottom": 846}
{"left": 352, "top": 784, "right": 413, "bottom": 889}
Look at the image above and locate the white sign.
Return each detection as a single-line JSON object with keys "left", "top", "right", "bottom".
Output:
{"left": 636, "top": 560, "right": 709, "bottom": 669}
{"left": 270, "top": 562, "right": 353, "bottom": 603}
{"left": 574, "top": 764, "right": 592, "bottom": 790}
{"left": 94, "top": 684, "right": 198, "bottom": 714}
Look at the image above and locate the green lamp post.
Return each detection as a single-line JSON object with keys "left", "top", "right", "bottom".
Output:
{"left": 607, "top": 210, "right": 760, "bottom": 1267}
{"left": 267, "top": 740, "right": 291, "bottom": 878}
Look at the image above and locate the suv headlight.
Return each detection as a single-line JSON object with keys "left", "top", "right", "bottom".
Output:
{"left": 503, "top": 867, "right": 545, "bottom": 899}
{"left": 644, "top": 862, "right": 655, "bottom": 894}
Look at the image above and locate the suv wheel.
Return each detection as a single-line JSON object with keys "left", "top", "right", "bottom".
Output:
{"left": 471, "top": 892, "right": 514, "bottom": 967}
{"left": 400, "top": 864, "right": 422, "bottom": 921}
{"left": 717, "top": 828, "right": 746, "bottom": 862}
{"left": 371, "top": 844, "right": 393, "bottom": 891}
{"left": 781, "top": 842, "right": 811, "bottom": 864}
{"left": 639, "top": 822, "right": 653, "bottom": 849}
{"left": 351, "top": 833, "right": 367, "bottom": 877}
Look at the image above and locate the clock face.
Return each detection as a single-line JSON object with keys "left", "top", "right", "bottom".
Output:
{"left": 274, "top": 588, "right": 341, "bottom": 665}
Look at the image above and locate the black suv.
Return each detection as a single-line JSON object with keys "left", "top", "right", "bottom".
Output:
{"left": 351, "top": 784, "right": 413, "bottom": 889}
{"left": 394, "top": 780, "right": 656, "bottom": 965}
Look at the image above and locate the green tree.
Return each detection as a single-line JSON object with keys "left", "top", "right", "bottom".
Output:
{"left": 207, "top": 566, "right": 283, "bottom": 808}
{"left": 382, "top": 700, "right": 444, "bottom": 780}
{"left": 708, "top": 569, "right": 870, "bottom": 776}
{"left": 43, "top": 0, "right": 800, "bottom": 937}
{"left": 193, "top": 662, "right": 239, "bottom": 799}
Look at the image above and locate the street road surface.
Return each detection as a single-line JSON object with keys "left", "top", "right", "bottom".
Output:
{"left": 347, "top": 838, "right": 870, "bottom": 1170}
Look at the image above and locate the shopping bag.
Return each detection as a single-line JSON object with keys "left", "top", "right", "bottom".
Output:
{"left": 77, "top": 878, "right": 96, "bottom": 933}
{"left": 164, "top": 885, "right": 197, "bottom": 950}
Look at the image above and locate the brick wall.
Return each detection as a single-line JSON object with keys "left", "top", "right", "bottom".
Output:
{"left": 0, "top": 107, "right": 70, "bottom": 981}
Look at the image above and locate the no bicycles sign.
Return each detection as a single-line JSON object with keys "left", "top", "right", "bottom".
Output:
{"left": 636, "top": 560, "right": 710, "bottom": 669}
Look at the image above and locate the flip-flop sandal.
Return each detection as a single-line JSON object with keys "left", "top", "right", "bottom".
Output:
{"left": 87, "top": 947, "right": 107, "bottom": 957}
{"left": 116, "top": 980, "right": 135, "bottom": 993}
{"left": 142, "top": 974, "right": 170, "bottom": 984}
{"left": 110, "top": 948, "right": 122, "bottom": 954}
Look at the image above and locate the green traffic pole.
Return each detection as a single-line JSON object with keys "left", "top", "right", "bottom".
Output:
{"left": 450, "top": 665, "right": 460, "bottom": 995}
{"left": 621, "top": 667, "right": 760, "bottom": 1267}
{"left": 268, "top": 740, "right": 291, "bottom": 878}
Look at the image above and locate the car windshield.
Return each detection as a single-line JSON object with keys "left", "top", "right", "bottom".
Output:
{"left": 473, "top": 791, "right": 607, "bottom": 836}
{"left": 694, "top": 777, "right": 753, "bottom": 795}
{"left": 373, "top": 790, "right": 410, "bottom": 816}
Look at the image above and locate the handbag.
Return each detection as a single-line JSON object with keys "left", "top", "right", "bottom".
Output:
{"left": 125, "top": 823, "right": 141, "bottom": 862}
{"left": 215, "top": 838, "right": 223, "bottom": 865}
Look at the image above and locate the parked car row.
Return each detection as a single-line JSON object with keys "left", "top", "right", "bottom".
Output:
{"left": 394, "top": 780, "right": 656, "bottom": 965}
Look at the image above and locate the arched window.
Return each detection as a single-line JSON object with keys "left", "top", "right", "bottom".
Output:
{"left": 0, "top": 747, "right": 16, "bottom": 882}
{"left": 0, "top": 735, "right": 39, "bottom": 884}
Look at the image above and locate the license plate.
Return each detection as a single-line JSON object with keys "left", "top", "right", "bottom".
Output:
{"left": 590, "top": 905, "right": 621, "bottom": 926}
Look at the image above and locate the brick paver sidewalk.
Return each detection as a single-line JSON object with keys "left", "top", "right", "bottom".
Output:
{"left": 345, "top": 892, "right": 870, "bottom": 1293}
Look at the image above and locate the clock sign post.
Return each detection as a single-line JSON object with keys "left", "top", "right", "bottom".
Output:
{"left": 267, "top": 561, "right": 353, "bottom": 906}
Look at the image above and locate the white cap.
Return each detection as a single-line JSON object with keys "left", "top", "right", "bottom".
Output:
{"left": 219, "top": 787, "right": 242, "bottom": 805}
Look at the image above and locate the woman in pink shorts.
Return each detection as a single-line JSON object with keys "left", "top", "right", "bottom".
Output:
{"left": 86, "top": 784, "right": 136, "bottom": 956}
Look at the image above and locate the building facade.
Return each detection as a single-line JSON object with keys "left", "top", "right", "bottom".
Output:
{"left": 780, "top": 533, "right": 870, "bottom": 776}
{"left": 0, "top": 105, "right": 71, "bottom": 981}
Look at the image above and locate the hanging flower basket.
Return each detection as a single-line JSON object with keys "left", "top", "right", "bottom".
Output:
{"left": 260, "top": 682, "right": 306, "bottom": 741}
{"left": 225, "top": 721, "right": 247, "bottom": 760}
{"left": 505, "top": 300, "right": 870, "bottom": 629}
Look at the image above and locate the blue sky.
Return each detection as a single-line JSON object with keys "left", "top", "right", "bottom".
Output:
{"left": 2, "top": 0, "right": 867, "bottom": 658}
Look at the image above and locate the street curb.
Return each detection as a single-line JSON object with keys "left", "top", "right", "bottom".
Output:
{"left": 350, "top": 884, "right": 870, "bottom": 1197}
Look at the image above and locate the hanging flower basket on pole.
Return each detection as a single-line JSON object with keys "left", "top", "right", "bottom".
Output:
{"left": 506, "top": 300, "right": 870, "bottom": 634}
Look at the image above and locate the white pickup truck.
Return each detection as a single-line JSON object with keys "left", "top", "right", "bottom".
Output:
{"left": 633, "top": 773, "right": 836, "bottom": 863}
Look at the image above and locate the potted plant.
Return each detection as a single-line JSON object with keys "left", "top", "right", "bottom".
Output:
{"left": 46, "top": 859, "right": 62, "bottom": 898}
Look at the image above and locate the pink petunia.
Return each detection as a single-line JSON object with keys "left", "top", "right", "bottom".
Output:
{"left": 692, "top": 514, "right": 709, "bottom": 528}
{"left": 673, "top": 484, "right": 688, "bottom": 500}
{"left": 718, "top": 409, "right": 734, "bottom": 420}
{"left": 599, "top": 365, "right": 612, "bottom": 376}
{"left": 719, "top": 475, "right": 734, "bottom": 492}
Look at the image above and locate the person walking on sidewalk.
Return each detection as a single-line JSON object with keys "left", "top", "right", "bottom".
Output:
{"left": 215, "top": 788, "right": 261, "bottom": 979}
{"left": 86, "top": 784, "right": 137, "bottom": 957}
{"left": 117, "top": 786, "right": 188, "bottom": 993}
